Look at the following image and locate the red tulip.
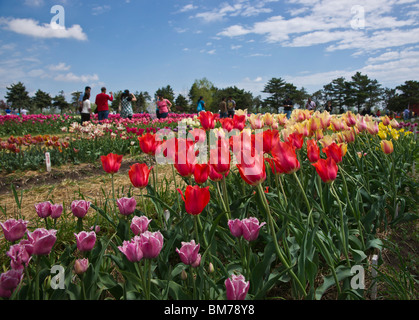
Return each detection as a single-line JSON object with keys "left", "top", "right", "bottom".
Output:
{"left": 265, "top": 157, "right": 285, "bottom": 175}
{"left": 101, "top": 153, "right": 123, "bottom": 174}
{"left": 209, "top": 138, "right": 231, "bottom": 175}
{"left": 174, "top": 141, "right": 196, "bottom": 178}
{"left": 198, "top": 111, "right": 216, "bottom": 130}
{"left": 262, "top": 129, "right": 279, "bottom": 154}
{"left": 233, "top": 114, "right": 246, "bottom": 131}
{"left": 138, "top": 133, "right": 160, "bottom": 156}
{"left": 270, "top": 141, "right": 300, "bottom": 174}
{"left": 306, "top": 139, "right": 320, "bottom": 163}
{"left": 129, "top": 163, "right": 153, "bottom": 189}
{"left": 177, "top": 185, "right": 210, "bottom": 215}
{"left": 236, "top": 153, "right": 266, "bottom": 186}
{"left": 208, "top": 164, "right": 228, "bottom": 182}
{"left": 194, "top": 163, "right": 210, "bottom": 184}
{"left": 323, "top": 142, "right": 343, "bottom": 164}
{"left": 219, "top": 118, "right": 235, "bottom": 132}
{"left": 287, "top": 132, "right": 304, "bottom": 150}
{"left": 312, "top": 157, "right": 338, "bottom": 183}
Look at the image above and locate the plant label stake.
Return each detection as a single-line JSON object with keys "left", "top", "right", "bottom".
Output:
{"left": 371, "top": 254, "right": 378, "bottom": 300}
{"left": 45, "top": 152, "right": 51, "bottom": 172}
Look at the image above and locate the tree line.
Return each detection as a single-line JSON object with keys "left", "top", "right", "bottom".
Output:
{"left": 2, "top": 73, "right": 419, "bottom": 115}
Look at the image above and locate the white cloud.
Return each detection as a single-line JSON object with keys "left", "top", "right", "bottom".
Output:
{"left": 231, "top": 44, "right": 242, "bottom": 50}
{"left": 92, "top": 5, "right": 111, "bottom": 16}
{"left": 0, "top": 18, "right": 88, "bottom": 41}
{"left": 179, "top": 4, "right": 197, "bottom": 13}
{"left": 48, "top": 62, "right": 71, "bottom": 71}
{"left": 54, "top": 73, "right": 99, "bottom": 83}
{"left": 24, "top": 0, "right": 44, "bottom": 7}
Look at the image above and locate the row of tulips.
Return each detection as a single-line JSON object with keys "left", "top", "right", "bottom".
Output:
{"left": 0, "top": 108, "right": 417, "bottom": 300}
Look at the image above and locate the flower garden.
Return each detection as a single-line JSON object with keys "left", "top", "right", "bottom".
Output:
{"left": 0, "top": 109, "right": 417, "bottom": 301}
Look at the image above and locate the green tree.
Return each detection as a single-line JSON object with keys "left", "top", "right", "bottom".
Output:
{"left": 5, "top": 82, "right": 31, "bottom": 113}
{"left": 188, "top": 78, "right": 217, "bottom": 112}
{"left": 174, "top": 94, "right": 189, "bottom": 113}
{"left": 391, "top": 80, "right": 419, "bottom": 112}
{"left": 155, "top": 85, "right": 175, "bottom": 103}
{"left": 32, "top": 89, "right": 52, "bottom": 113}
{"left": 71, "top": 91, "right": 82, "bottom": 112}
{"left": 52, "top": 91, "right": 70, "bottom": 114}
{"left": 213, "top": 86, "right": 254, "bottom": 112}
{"left": 110, "top": 90, "right": 123, "bottom": 112}
{"left": 346, "top": 72, "right": 382, "bottom": 114}
{"left": 134, "top": 91, "right": 151, "bottom": 113}
{"left": 262, "top": 77, "right": 286, "bottom": 113}
{"left": 323, "top": 77, "right": 350, "bottom": 113}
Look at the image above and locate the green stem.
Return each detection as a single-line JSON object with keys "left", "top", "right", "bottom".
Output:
{"left": 330, "top": 183, "right": 351, "bottom": 267}
{"left": 256, "top": 184, "right": 307, "bottom": 297}
{"left": 77, "top": 217, "right": 83, "bottom": 233}
{"left": 293, "top": 172, "right": 313, "bottom": 226}
{"left": 140, "top": 188, "right": 147, "bottom": 216}
{"left": 34, "top": 255, "right": 41, "bottom": 300}
{"left": 190, "top": 267, "right": 197, "bottom": 300}
{"left": 194, "top": 215, "right": 200, "bottom": 245}
{"left": 172, "top": 164, "right": 182, "bottom": 212}
{"left": 221, "top": 178, "right": 231, "bottom": 220}
{"left": 147, "top": 259, "right": 152, "bottom": 300}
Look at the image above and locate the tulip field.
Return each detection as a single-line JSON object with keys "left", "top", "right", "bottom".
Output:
{"left": 0, "top": 110, "right": 418, "bottom": 301}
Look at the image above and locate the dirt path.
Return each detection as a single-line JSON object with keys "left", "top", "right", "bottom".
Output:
{"left": 0, "top": 158, "right": 185, "bottom": 221}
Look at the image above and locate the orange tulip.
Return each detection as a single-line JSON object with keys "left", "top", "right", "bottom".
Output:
{"left": 380, "top": 140, "right": 394, "bottom": 154}
{"left": 323, "top": 142, "right": 343, "bottom": 164}
{"left": 306, "top": 139, "right": 320, "bottom": 163}
{"left": 100, "top": 153, "right": 123, "bottom": 174}
{"left": 270, "top": 141, "right": 300, "bottom": 174}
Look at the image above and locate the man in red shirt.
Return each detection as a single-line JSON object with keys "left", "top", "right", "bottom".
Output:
{"left": 95, "top": 87, "right": 113, "bottom": 122}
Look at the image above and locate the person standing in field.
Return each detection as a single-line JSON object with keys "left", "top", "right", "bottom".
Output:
{"left": 119, "top": 89, "right": 137, "bottom": 120}
{"left": 80, "top": 92, "right": 92, "bottom": 124}
{"left": 219, "top": 97, "right": 227, "bottom": 118}
{"left": 227, "top": 96, "right": 236, "bottom": 118}
{"left": 283, "top": 96, "right": 293, "bottom": 119}
{"left": 157, "top": 94, "right": 172, "bottom": 119}
{"left": 79, "top": 86, "right": 91, "bottom": 114}
{"left": 197, "top": 96, "right": 206, "bottom": 112}
{"left": 95, "top": 87, "right": 113, "bottom": 122}
{"left": 305, "top": 97, "right": 316, "bottom": 111}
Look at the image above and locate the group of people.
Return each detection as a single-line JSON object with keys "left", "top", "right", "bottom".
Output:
{"left": 79, "top": 86, "right": 138, "bottom": 123}
{"left": 218, "top": 96, "right": 236, "bottom": 118}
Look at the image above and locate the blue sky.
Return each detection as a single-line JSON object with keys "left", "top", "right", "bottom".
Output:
{"left": 0, "top": 0, "right": 418, "bottom": 104}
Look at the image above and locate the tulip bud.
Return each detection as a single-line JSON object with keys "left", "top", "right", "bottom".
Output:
{"left": 181, "top": 269, "right": 188, "bottom": 281}
{"left": 208, "top": 262, "right": 215, "bottom": 274}
{"left": 74, "top": 258, "right": 89, "bottom": 275}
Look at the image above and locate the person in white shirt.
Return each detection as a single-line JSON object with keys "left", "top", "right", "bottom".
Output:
{"left": 305, "top": 98, "right": 316, "bottom": 111}
{"left": 80, "top": 93, "right": 92, "bottom": 123}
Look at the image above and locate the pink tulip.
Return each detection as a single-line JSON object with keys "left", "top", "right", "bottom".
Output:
{"left": 228, "top": 219, "right": 243, "bottom": 238}
{"left": 176, "top": 240, "right": 200, "bottom": 266}
{"left": 241, "top": 217, "right": 266, "bottom": 242}
{"left": 0, "top": 269, "right": 23, "bottom": 298}
{"left": 35, "top": 201, "right": 52, "bottom": 218}
{"left": 0, "top": 219, "right": 28, "bottom": 243}
{"left": 50, "top": 204, "right": 63, "bottom": 219}
{"left": 74, "top": 258, "right": 89, "bottom": 275}
{"left": 191, "top": 253, "right": 201, "bottom": 268}
{"left": 117, "top": 197, "right": 137, "bottom": 216}
{"left": 74, "top": 231, "right": 96, "bottom": 252}
{"left": 71, "top": 200, "right": 91, "bottom": 218}
{"left": 6, "top": 241, "right": 31, "bottom": 271}
{"left": 138, "top": 231, "right": 164, "bottom": 259}
{"left": 26, "top": 228, "right": 57, "bottom": 256}
{"left": 130, "top": 216, "right": 152, "bottom": 235}
{"left": 118, "top": 237, "right": 144, "bottom": 262}
{"left": 225, "top": 274, "right": 250, "bottom": 300}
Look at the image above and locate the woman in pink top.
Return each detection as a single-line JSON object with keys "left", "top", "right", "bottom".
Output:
{"left": 157, "top": 95, "right": 172, "bottom": 119}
